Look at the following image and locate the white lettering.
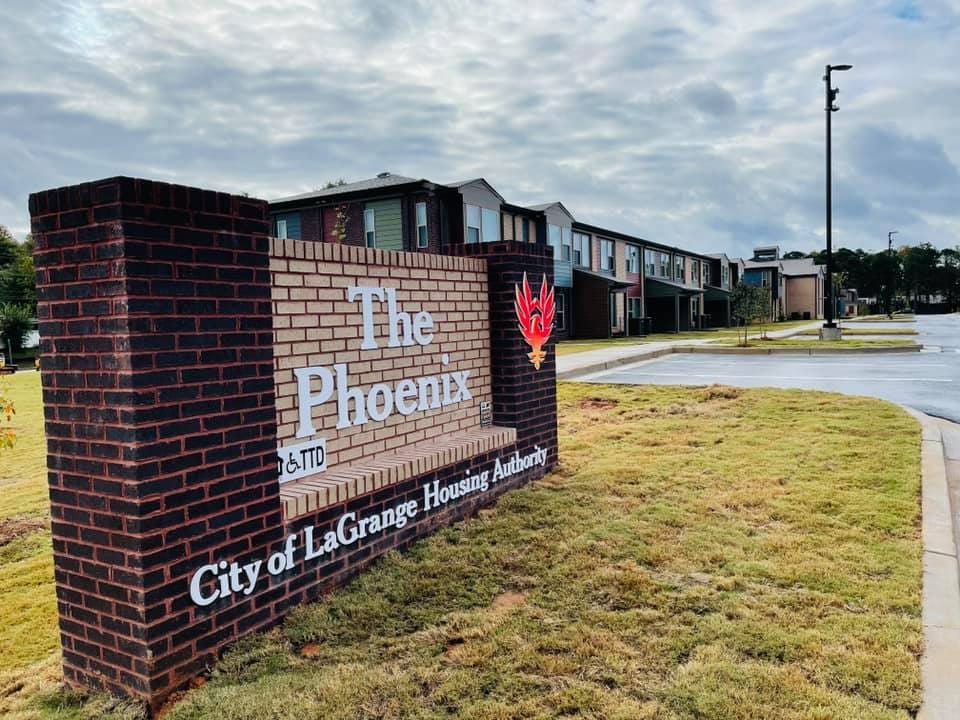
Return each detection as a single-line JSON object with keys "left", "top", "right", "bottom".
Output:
{"left": 412, "top": 310, "right": 434, "bottom": 345}
{"left": 189, "top": 563, "right": 221, "bottom": 607}
{"left": 294, "top": 366, "right": 334, "bottom": 438}
{"left": 348, "top": 286, "right": 386, "bottom": 350}
{"left": 335, "top": 363, "right": 367, "bottom": 429}
{"left": 366, "top": 383, "right": 393, "bottom": 422}
{"left": 395, "top": 379, "right": 418, "bottom": 415}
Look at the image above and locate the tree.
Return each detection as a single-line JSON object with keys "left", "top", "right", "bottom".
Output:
{"left": 935, "top": 248, "right": 960, "bottom": 311}
{"left": 0, "top": 252, "right": 36, "bottom": 312}
{"left": 730, "top": 283, "right": 765, "bottom": 346}
{"left": 0, "top": 226, "right": 18, "bottom": 268}
{"left": 901, "top": 244, "right": 940, "bottom": 307}
{"left": 0, "top": 303, "right": 32, "bottom": 354}
{"left": 782, "top": 251, "right": 807, "bottom": 259}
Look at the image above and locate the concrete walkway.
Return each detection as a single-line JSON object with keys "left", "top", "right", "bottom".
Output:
{"left": 900, "top": 411, "right": 960, "bottom": 719}
{"left": 556, "top": 321, "right": 823, "bottom": 380}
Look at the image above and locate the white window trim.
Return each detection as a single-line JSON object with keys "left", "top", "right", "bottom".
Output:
{"left": 481, "top": 207, "right": 500, "bottom": 243}
{"left": 276, "top": 219, "right": 288, "bottom": 240}
{"left": 600, "top": 239, "right": 614, "bottom": 272}
{"left": 415, "top": 202, "right": 428, "bottom": 248}
{"left": 555, "top": 291, "right": 567, "bottom": 330}
{"left": 364, "top": 208, "right": 376, "bottom": 248}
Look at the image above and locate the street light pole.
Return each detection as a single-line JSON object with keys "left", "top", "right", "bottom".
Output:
{"left": 887, "top": 230, "right": 898, "bottom": 317}
{"left": 823, "top": 63, "right": 852, "bottom": 339}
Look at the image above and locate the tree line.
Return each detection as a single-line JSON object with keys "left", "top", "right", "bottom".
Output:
{"left": 785, "top": 243, "right": 960, "bottom": 314}
{"left": 0, "top": 225, "right": 36, "bottom": 357}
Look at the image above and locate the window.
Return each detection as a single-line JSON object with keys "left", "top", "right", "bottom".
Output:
{"left": 674, "top": 255, "right": 685, "bottom": 282}
{"left": 561, "top": 227, "right": 572, "bottom": 262}
{"left": 761, "top": 271, "right": 771, "bottom": 288}
{"left": 645, "top": 249, "right": 655, "bottom": 276}
{"left": 521, "top": 219, "right": 530, "bottom": 243}
{"left": 481, "top": 207, "right": 499, "bottom": 243}
{"left": 702, "top": 262, "right": 709, "bottom": 286}
{"left": 722, "top": 265, "right": 729, "bottom": 288}
{"left": 555, "top": 291, "right": 567, "bottom": 331}
{"left": 548, "top": 224, "right": 561, "bottom": 259}
{"left": 691, "top": 260, "right": 699, "bottom": 285}
{"left": 659, "top": 252, "right": 669, "bottom": 278}
{"left": 626, "top": 245, "right": 640, "bottom": 274}
{"left": 416, "top": 202, "right": 428, "bottom": 248}
{"left": 466, "top": 205, "right": 481, "bottom": 244}
{"left": 572, "top": 232, "right": 590, "bottom": 268}
{"left": 364, "top": 208, "right": 376, "bottom": 248}
{"left": 276, "top": 219, "right": 287, "bottom": 240}
{"left": 600, "top": 239, "right": 614, "bottom": 272}
{"left": 630, "top": 297, "right": 642, "bottom": 318}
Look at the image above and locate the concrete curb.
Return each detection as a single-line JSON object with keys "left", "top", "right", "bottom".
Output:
{"left": 903, "top": 409, "right": 960, "bottom": 720}
{"left": 556, "top": 347, "right": 674, "bottom": 381}
{"left": 557, "top": 343, "right": 922, "bottom": 380}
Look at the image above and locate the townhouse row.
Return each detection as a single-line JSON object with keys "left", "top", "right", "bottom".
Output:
{"left": 268, "top": 173, "right": 824, "bottom": 339}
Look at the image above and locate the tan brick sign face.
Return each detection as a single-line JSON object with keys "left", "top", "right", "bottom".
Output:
{"left": 271, "top": 238, "right": 492, "bottom": 492}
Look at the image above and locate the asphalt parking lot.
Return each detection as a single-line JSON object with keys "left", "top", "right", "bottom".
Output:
{"left": 579, "top": 314, "right": 960, "bottom": 423}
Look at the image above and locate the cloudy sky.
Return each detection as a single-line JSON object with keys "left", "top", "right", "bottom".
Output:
{"left": 1, "top": 0, "right": 958, "bottom": 257}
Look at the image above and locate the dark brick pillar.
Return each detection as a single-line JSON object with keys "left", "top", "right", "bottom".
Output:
{"left": 29, "top": 177, "right": 282, "bottom": 708}
{"left": 450, "top": 242, "right": 558, "bottom": 467}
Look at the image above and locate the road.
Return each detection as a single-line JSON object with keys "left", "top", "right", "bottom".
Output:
{"left": 578, "top": 314, "right": 960, "bottom": 423}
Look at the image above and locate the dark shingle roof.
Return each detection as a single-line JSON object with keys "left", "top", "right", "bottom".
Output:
{"left": 271, "top": 174, "right": 421, "bottom": 203}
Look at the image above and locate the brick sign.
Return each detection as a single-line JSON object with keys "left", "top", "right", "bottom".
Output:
{"left": 29, "top": 177, "right": 557, "bottom": 711}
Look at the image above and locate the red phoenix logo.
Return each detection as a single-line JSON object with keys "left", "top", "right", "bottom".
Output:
{"left": 514, "top": 272, "right": 555, "bottom": 370}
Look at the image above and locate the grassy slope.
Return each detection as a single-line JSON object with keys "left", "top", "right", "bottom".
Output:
{"left": 795, "top": 328, "right": 918, "bottom": 337}
{"left": 556, "top": 320, "right": 819, "bottom": 356}
{"left": 1, "top": 381, "right": 922, "bottom": 720}
{"left": 0, "top": 372, "right": 58, "bottom": 674}
{"left": 711, "top": 338, "right": 917, "bottom": 348}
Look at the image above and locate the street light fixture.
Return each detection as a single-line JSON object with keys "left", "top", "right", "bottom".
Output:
{"left": 823, "top": 63, "right": 853, "bottom": 339}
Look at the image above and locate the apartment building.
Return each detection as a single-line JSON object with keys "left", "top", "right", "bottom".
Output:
{"left": 742, "top": 247, "right": 825, "bottom": 321}
{"left": 267, "top": 172, "right": 727, "bottom": 340}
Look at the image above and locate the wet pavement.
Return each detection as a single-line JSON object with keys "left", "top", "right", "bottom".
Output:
{"left": 578, "top": 314, "right": 960, "bottom": 423}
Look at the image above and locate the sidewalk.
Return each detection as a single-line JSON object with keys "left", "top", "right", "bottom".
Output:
{"left": 906, "top": 411, "right": 960, "bottom": 719}
{"left": 556, "top": 321, "right": 823, "bottom": 380}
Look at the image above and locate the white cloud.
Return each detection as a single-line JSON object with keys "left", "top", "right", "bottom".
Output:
{"left": 1, "top": 0, "right": 958, "bottom": 257}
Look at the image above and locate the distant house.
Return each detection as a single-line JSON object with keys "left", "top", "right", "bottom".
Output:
{"left": 780, "top": 257, "right": 825, "bottom": 320}
{"left": 742, "top": 247, "right": 825, "bottom": 321}
{"left": 744, "top": 247, "right": 785, "bottom": 322}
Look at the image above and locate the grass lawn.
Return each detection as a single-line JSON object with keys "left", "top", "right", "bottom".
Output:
{"left": 794, "top": 328, "right": 918, "bottom": 337}
{"left": 0, "top": 371, "right": 58, "bottom": 677}
{"left": 0, "top": 378, "right": 922, "bottom": 719}
{"left": 710, "top": 338, "right": 918, "bottom": 349}
{"left": 556, "top": 320, "right": 819, "bottom": 356}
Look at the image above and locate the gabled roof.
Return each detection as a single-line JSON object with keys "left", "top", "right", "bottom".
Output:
{"left": 446, "top": 178, "right": 505, "bottom": 202}
{"left": 744, "top": 259, "right": 783, "bottom": 270}
{"left": 526, "top": 201, "right": 575, "bottom": 221}
{"left": 779, "top": 258, "right": 824, "bottom": 277}
{"left": 271, "top": 173, "right": 425, "bottom": 204}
